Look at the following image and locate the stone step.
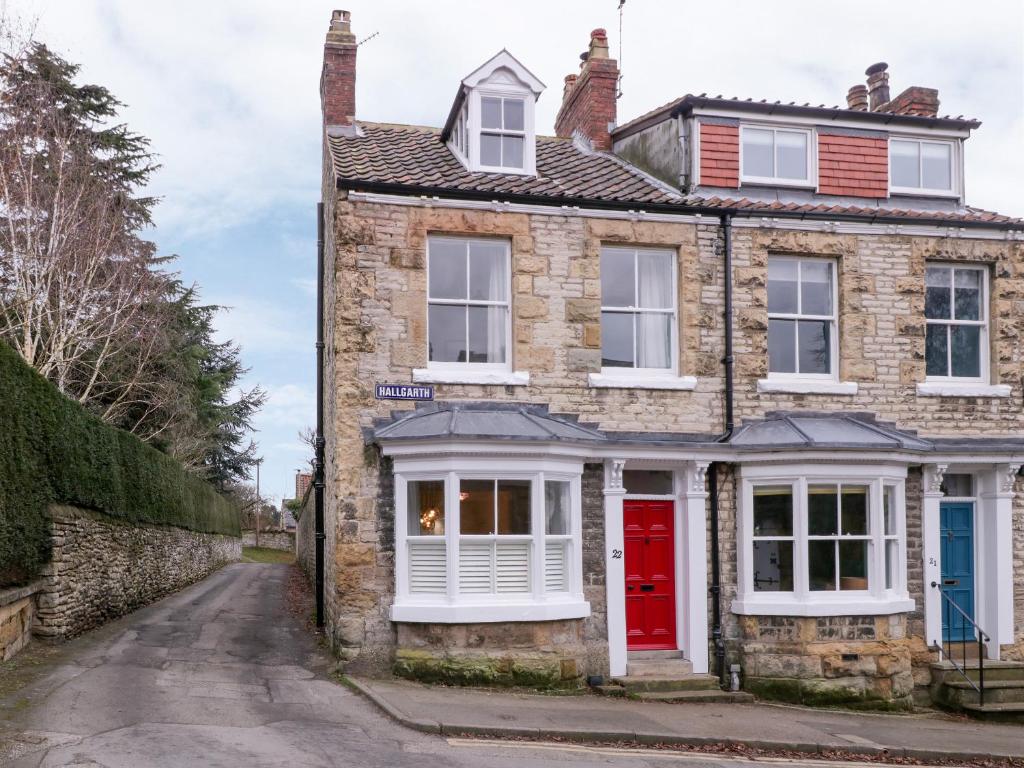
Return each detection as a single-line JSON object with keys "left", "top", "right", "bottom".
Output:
{"left": 611, "top": 673, "right": 720, "bottom": 693}
{"left": 959, "top": 701, "right": 1024, "bottom": 723}
{"left": 930, "top": 660, "right": 1024, "bottom": 685}
{"left": 633, "top": 689, "right": 755, "bottom": 704}
{"left": 627, "top": 650, "right": 685, "bottom": 661}
{"left": 625, "top": 658, "right": 693, "bottom": 678}
{"left": 943, "top": 679, "right": 1024, "bottom": 706}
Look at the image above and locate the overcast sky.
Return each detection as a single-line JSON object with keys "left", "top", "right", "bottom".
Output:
{"left": 8, "top": 0, "right": 1023, "bottom": 502}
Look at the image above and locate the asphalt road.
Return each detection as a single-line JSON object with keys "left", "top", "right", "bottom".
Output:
{"left": 0, "top": 564, "right": 914, "bottom": 767}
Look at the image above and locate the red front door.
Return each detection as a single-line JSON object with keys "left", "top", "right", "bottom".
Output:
{"left": 624, "top": 500, "right": 677, "bottom": 650}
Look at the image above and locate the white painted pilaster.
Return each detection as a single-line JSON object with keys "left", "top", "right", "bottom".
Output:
{"left": 683, "top": 461, "right": 710, "bottom": 675}
{"left": 603, "top": 459, "right": 627, "bottom": 678}
{"left": 921, "top": 463, "right": 947, "bottom": 649}
{"left": 979, "top": 464, "right": 1020, "bottom": 658}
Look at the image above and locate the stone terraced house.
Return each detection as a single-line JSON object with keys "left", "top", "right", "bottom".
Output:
{"left": 316, "top": 10, "right": 1024, "bottom": 711}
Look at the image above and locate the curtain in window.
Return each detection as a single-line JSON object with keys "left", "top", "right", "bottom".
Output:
{"left": 636, "top": 252, "right": 672, "bottom": 368}
{"left": 486, "top": 257, "right": 506, "bottom": 362}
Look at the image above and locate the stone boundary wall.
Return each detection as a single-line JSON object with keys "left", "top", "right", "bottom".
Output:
{"left": 241, "top": 531, "right": 295, "bottom": 551}
{"left": 0, "top": 581, "right": 43, "bottom": 661}
{"left": 295, "top": 491, "right": 315, "bottom": 581}
{"left": 34, "top": 505, "right": 240, "bottom": 640}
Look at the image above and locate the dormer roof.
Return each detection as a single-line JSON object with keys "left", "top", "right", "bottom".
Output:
{"left": 441, "top": 50, "right": 545, "bottom": 141}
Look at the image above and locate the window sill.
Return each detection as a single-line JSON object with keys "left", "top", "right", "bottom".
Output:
{"left": 757, "top": 379, "right": 859, "bottom": 395}
{"left": 588, "top": 373, "right": 698, "bottom": 391}
{"left": 391, "top": 598, "right": 591, "bottom": 624}
{"left": 916, "top": 382, "right": 1011, "bottom": 398}
{"left": 731, "top": 595, "right": 915, "bottom": 617}
{"left": 412, "top": 369, "right": 530, "bottom": 386}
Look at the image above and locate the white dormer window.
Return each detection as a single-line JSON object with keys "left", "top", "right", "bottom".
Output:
{"left": 443, "top": 51, "right": 545, "bottom": 176}
{"left": 480, "top": 96, "right": 525, "bottom": 169}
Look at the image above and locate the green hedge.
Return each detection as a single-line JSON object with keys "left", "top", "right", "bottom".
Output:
{"left": 0, "top": 342, "right": 239, "bottom": 587}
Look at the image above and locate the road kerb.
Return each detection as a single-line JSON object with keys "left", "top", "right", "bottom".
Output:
{"left": 342, "top": 676, "right": 1021, "bottom": 765}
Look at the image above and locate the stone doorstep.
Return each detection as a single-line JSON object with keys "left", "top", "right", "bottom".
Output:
{"left": 610, "top": 674, "right": 721, "bottom": 694}
{"left": 631, "top": 689, "right": 756, "bottom": 704}
{"left": 943, "top": 679, "right": 1024, "bottom": 706}
{"left": 930, "top": 660, "right": 1024, "bottom": 684}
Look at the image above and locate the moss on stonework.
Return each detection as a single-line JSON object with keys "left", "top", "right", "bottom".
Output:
{"left": 393, "top": 650, "right": 582, "bottom": 690}
{"left": 745, "top": 676, "right": 914, "bottom": 711}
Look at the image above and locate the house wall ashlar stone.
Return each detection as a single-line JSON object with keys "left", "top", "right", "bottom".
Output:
{"left": 325, "top": 192, "right": 1024, "bottom": 696}
{"left": 33, "top": 506, "right": 240, "bottom": 641}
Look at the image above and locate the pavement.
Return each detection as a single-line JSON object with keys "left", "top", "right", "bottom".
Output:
{"left": 0, "top": 563, "right": 1020, "bottom": 767}
{"left": 349, "top": 675, "right": 1024, "bottom": 762}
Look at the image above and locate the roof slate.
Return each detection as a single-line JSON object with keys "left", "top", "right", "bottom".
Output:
{"left": 328, "top": 122, "right": 682, "bottom": 205}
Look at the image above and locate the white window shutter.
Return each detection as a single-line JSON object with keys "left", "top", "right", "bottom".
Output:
{"left": 495, "top": 541, "right": 530, "bottom": 593}
{"left": 459, "top": 542, "right": 493, "bottom": 593}
{"left": 408, "top": 542, "right": 447, "bottom": 594}
{"left": 544, "top": 540, "right": 568, "bottom": 592}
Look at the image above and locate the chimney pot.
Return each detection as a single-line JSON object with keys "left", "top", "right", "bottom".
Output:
{"left": 846, "top": 84, "right": 869, "bottom": 111}
{"left": 865, "top": 61, "right": 890, "bottom": 111}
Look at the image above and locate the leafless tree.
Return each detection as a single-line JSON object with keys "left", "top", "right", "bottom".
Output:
{"left": 0, "top": 25, "right": 174, "bottom": 435}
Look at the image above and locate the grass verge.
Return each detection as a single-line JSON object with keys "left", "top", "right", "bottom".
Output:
{"left": 242, "top": 546, "right": 294, "bottom": 564}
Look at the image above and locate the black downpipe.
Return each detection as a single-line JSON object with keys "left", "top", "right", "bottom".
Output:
{"left": 709, "top": 213, "right": 735, "bottom": 687}
{"left": 314, "top": 203, "right": 326, "bottom": 628}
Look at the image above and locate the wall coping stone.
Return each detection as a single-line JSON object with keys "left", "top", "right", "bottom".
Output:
{"left": 0, "top": 580, "right": 44, "bottom": 608}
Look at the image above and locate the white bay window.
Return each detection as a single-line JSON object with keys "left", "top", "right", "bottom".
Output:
{"left": 735, "top": 464, "right": 913, "bottom": 616}
{"left": 393, "top": 461, "right": 588, "bottom": 623}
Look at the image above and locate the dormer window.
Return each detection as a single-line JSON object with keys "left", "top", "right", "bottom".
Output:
{"left": 442, "top": 51, "right": 545, "bottom": 176}
{"left": 740, "top": 125, "right": 813, "bottom": 186}
{"left": 480, "top": 96, "right": 525, "bottom": 170}
{"left": 890, "top": 138, "right": 955, "bottom": 195}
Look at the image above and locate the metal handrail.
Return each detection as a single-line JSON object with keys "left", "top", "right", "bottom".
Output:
{"left": 931, "top": 581, "right": 989, "bottom": 706}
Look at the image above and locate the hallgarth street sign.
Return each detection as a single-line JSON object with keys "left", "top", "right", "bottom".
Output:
{"left": 374, "top": 383, "right": 434, "bottom": 401}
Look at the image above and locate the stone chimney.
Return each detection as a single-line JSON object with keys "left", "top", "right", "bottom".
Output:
{"left": 554, "top": 28, "right": 618, "bottom": 151}
{"left": 846, "top": 84, "right": 868, "bottom": 111}
{"left": 321, "top": 10, "right": 357, "bottom": 129}
{"left": 865, "top": 62, "right": 890, "bottom": 111}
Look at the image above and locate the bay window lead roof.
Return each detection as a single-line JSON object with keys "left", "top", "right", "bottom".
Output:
{"left": 371, "top": 402, "right": 605, "bottom": 443}
{"left": 727, "top": 412, "right": 932, "bottom": 451}
{"left": 371, "top": 403, "right": 1024, "bottom": 456}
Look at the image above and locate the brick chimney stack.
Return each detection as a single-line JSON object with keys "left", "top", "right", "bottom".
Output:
{"left": 554, "top": 28, "right": 618, "bottom": 151}
{"left": 321, "top": 10, "right": 357, "bottom": 130}
{"left": 856, "top": 62, "right": 939, "bottom": 117}
{"left": 846, "top": 84, "right": 869, "bottom": 111}
{"left": 865, "top": 62, "right": 891, "bottom": 111}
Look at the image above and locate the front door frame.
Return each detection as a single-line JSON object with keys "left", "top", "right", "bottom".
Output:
{"left": 603, "top": 459, "right": 709, "bottom": 678}
{"left": 922, "top": 463, "right": 1019, "bottom": 660}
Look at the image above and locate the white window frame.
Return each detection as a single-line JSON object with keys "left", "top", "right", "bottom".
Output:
{"left": 468, "top": 87, "right": 537, "bottom": 175}
{"left": 889, "top": 136, "right": 958, "bottom": 197}
{"left": 598, "top": 246, "right": 679, "bottom": 379}
{"left": 739, "top": 124, "right": 815, "bottom": 188}
{"left": 734, "top": 463, "right": 913, "bottom": 617}
{"left": 424, "top": 235, "right": 512, "bottom": 377}
{"left": 766, "top": 256, "right": 839, "bottom": 382}
{"left": 923, "top": 263, "right": 989, "bottom": 385}
{"left": 392, "top": 457, "right": 588, "bottom": 624}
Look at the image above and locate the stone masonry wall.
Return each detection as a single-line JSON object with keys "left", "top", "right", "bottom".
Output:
{"left": 295, "top": 490, "right": 315, "bottom": 580}
{"left": 33, "top": 505, "right": 240, "bottom": 640}
{"left": 0, "top": 582, "right": 41, "bottom": 661}
{"left": 327, "top": 192, "right": 1024, "bottom": 677}
{"left": 241, "top": 531, "right": 295, "bottom": 551}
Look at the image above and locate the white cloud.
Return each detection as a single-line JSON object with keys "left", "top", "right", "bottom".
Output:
{"left": 290, "top": 277, "right": 317, "bottom": 298}
{"left": 210, "top": 295, "right": 307, "bottom": 354}
{"left": 259, "top": 383, "right": 314, "bottom": 430}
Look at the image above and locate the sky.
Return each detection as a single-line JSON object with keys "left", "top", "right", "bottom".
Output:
{"left": 6, "top": 0, "right": 1022, "bottom": 503}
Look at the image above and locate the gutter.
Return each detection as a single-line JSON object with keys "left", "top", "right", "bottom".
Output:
{"left": 314, "top": 202, "right": 327, "bottom": 628}
{"left": 335, "top": 178, "right": 1024, "bottom": 231}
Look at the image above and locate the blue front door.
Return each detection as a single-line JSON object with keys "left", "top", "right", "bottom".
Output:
{"left": 939, "top": 502, "right": 975, "bottom": 642}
